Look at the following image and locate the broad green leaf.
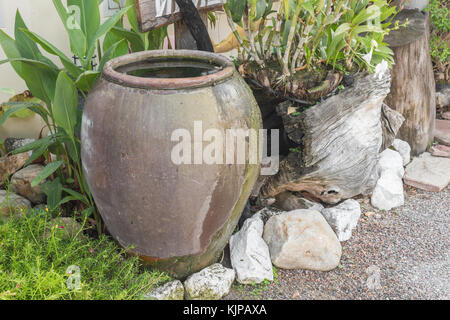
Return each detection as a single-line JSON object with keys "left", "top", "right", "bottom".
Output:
{"left": 75, "top": 70, "right": 100, "bottom": 92}
{"left": 334, "top": 23, "right": 351, "bottom": 35}
{"left": 126, "top": 0, "right": 141, "bottom": 34}
{"left": 103, "top": 20, "right": 124, "bottom": 52}
{"left": 0, "top": 31, "right": 24, "bottom": 79}
{"left": 53, "top": 0, "right": 87, "bottom": 58}
{"left": 11, "top": 134, "right": 59, "bottom": 155}
{"left": 31, "top": 161, "right": 64, "bottom": 187}
{"left": 20, "top": 29, "right": 82, "bottom": 78}
{"left": 110, "top": 27, "right": 144, "bottom": 52}
{"left": 41, "top": 177, "right": 63, "bottom": 211}
{"left": 99, "top": 39, "right": 128, "bottom": 71}
{"left": 14, "top": 10, "right": 41, "bottom": 61}
{"left": 226, "top": 0, "right": 247, "bottom": 23}
{"left": 53, "top": 71, "right": 78, "bottom": 138}
{"left": 148, "top": 27, "right": 168, "bottom": 50}
{"left": 62, "top": 187, "right": 89, "bottom": 204}
{"left": 86, "top": 6, "right": 131, "bottom": 62}
{"left": 352, "top": 5, "right": 381, "bottom": 26}
{"left": 67, "top": 0, "right": 101, "bottom": 46}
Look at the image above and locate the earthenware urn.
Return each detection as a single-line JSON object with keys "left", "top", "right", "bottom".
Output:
{"left": 81, "top": 50, "right": 262, "bottom": 278}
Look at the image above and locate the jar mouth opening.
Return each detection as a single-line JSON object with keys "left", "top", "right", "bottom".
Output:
{"left": 102, "top": 50, "right": 235, "bottom": 90}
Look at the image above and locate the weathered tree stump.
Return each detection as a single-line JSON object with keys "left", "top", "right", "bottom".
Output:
{"left": 259, "top": 69, "right": 402, "bottom": 204}
{"left": 384, "top": 9, "right": 436, "bottom": 156}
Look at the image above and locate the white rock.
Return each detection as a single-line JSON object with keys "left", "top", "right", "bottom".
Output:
{"left": 377, "top": 148, "right": 405, "bottom": 177}
{"left": 371, "top": 148, "right": 405, "bottom": 210}
{"left": 371, "top": 171, "right": 405, "bottom": 210}
{"left": 230, "top": 215, "right": 273, "bottom": 284}
{"left": 263, "top": 210, "right": 342, "bottom": 271}
{"left": 392, "top": 139, "right": 411, "bottom": 166}
{"left": 320, "top": 199, "right": 361, "bottom": 241}
{"left": 143, "top": 280, "right": 184, "bottom": 300}
{"left": 184, "top": 264, "right": 235, "bottom": 300}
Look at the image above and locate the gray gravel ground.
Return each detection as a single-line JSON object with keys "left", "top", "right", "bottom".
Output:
{"left": 224, "top": 186, "right": 449, "bottom": 300}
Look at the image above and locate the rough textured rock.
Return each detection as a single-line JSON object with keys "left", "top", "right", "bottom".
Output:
{"left": 377, "top": 149, "right": 405, "bottom": 177}
{"left": 380, "top": 104, "right": 405, "bottom": 152}
{"left": 371, "top": 171, "right": 405, "bottom": 210}
{"left": 10, "top": 164, "right": 46, "bottom": 204}
{"left": 263, "top": 210, "right": 342, "bottom": 271}
{"left": 4, "top": 138, "right": 35, "bottom": 154}
{"left": 143, "top": 280, "right": 184, "bottom": 300}
{"left": 259, "top": 70, "right": 392, "bottom": 204}
{"left": 274, "top": 192, "right": 324, "bottom": 212}
{"left": 371, "top": 149, "right": 405, "bottom": 210}
{"left": 0, "top": 189, "right": 31, "bottom": 216}
{"left": 320, "top": 199, "right": 361, "bottom": 242}
{"left": 430, "top": 144, "right": 450, "bottom": 158}
{"left": 436, "top": 87, "right": 450, "bottom": 110}
{"left": 404, "top": 152, "right": 450, "bottom": 192}
{"left": 435, "top": 119, "right": 450, "bottom": 147}
{"left": 230, "top": 215, "right": 273, "bottom": 284}
{"left": 0, "top": 153, "right": 29, "bottom": 185}
{"left": 392, "top": 139, "right": 411, "bottom": 166}
{"left": 443, "top": 112, "right": 450, "bottom": 120}
{"left": 184, "top": 264, "right": 235, "bottom": 300}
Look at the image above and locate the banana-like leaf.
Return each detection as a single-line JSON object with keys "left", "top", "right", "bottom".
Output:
{"left": 53, "top": 0, "right": 88, "bottom": 58}
{"left": 31, "top": 161, "right": 64, "bottom": 187}
{"left": 53, "top": 71, "right": 78, "bottom": 139}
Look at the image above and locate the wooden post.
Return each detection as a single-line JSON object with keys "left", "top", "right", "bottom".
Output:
{"left": 384, "top": 9, "right": 436, "bottom": 156}
{"left": 175, "top": 11, "right": 209, "bottom": 50}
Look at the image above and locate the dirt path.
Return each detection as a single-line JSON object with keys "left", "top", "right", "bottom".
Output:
{"left": 224, "top": 187, "right": 450, "bottom": 300}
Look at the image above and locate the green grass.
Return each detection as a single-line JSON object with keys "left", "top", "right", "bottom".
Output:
{"left": 0, "top": 209, "right": 171, "bottom": 300}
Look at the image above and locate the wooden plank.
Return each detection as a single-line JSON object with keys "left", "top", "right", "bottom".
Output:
{"left": 134, "top": 0, "right": 223, "bottom": 32}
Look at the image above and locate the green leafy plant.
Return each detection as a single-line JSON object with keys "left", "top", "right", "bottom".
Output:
{"left": 0, "top": 0, "right": 168, "bottom": 233}
{"left": 0, "top": 212, "right": 170, "bottom": 300}
{"left": 425, "top": 0, "right": 449, "bottom": 83}
{"left": 224, "top": 0, "right": 403, "bottom": 98}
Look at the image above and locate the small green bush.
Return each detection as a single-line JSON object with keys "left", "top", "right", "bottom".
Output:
{"left": 425, "top": 0, "right": 450, "bottom": 83}
{"left": 0, "top": 211, "right": 170, "bottom": 300}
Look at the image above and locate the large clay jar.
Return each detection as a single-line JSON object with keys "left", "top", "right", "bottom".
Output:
{"left": 81, "top": 50, "right": 262, "bottom": 279}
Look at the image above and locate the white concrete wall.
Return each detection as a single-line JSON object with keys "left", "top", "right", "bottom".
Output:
{"left": 0, "top": 1, "right": 233, "bottom": 139}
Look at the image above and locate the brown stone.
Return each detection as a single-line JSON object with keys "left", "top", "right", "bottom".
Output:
{"left": 0, "top": 190, "right": 31, "bottom": 217}
{"left": 430, "top": 144, "right": 450, "bottom": 158}
{"left": 435, "top": 119, "right": 450, "bottom": 146}
{"left": 0, "top": 153, "right": 30, "bottom": 185}
{"left": 10, "top": 164, "right": 46, "bottom": 204}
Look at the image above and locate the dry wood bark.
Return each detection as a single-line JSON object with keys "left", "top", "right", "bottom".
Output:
{"left": 259, "top": 70, "right": 393, "bottom": 204}
{"left": 384, "top": 9, "right": 436, "bottom": 156}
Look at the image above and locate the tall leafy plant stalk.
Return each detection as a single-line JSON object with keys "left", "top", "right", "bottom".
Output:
{"left": 0, "top": 0, "right": 167, "bottom": 234}
{"left": 225, "top": 0, "right": 403, "bottom": 82}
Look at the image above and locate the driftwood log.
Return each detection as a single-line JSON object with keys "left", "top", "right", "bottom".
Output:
{"left": 259, "top": 69, "right": 401, "bottom": 204}
{"left": 384, "top": 9, "right": 436, "bottom": 156}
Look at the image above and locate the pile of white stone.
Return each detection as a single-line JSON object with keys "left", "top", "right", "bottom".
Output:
{"left": 146, "top": 139, "right": 420, "bottom": 300}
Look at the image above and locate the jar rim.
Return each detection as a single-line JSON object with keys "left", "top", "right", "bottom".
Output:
{"left": 102, "top": 50, "right": 235, "bottom": 90}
